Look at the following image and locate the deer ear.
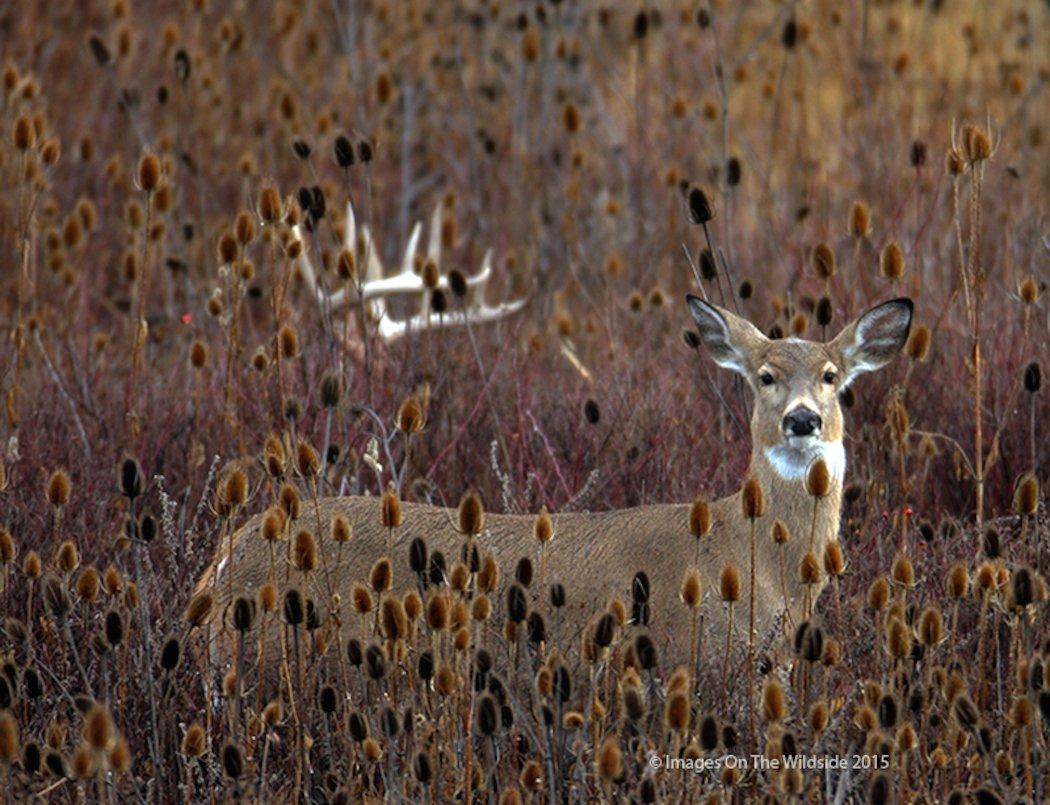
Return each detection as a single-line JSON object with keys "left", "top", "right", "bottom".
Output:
{"left": 686, "top": 294, "right": 767, "bottom": 376}
{"left": 831, "top": 298, "right": 913, "bottom": 386}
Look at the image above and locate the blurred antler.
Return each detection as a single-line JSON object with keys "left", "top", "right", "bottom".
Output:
{"left": 292, "top": 200, "right": 526, "bottom": 342}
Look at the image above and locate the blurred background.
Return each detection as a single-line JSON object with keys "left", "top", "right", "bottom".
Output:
{"left": 0, "top": 0, "right": 1047, "bottom": 577}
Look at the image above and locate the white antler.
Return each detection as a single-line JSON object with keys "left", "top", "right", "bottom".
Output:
{"left": 292, "top": 199, "right": 526, "bottom": 343}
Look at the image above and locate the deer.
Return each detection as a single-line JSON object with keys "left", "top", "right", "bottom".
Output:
{"left": 196, "top": 294, "right": 912, "bottom": 679}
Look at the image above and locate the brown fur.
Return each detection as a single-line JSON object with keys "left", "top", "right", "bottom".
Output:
{"left": 197, "top": 298, "right": 911, "bottom": 674}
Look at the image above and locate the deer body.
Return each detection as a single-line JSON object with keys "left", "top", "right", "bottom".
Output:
{"left": 204, "top": 458, "right": 844, "bottom": 666}
{"left": 199, "top": 296, "right": 911, "bottom": 673}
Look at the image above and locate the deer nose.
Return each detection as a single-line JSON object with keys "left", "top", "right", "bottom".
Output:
{"left": 783, "top": 409, "right": 822, "bottom": 437}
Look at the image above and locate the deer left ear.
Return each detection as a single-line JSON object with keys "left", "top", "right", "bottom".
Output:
{"left": 686, "top": 294, "right": 769, "bottom": 377}
{"left": 831, "top": 298, "right": 913, "bottom": 386}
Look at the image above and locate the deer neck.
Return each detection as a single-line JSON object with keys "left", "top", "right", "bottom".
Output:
{"left": 749, "top": 438, "right": 846, "bottom": 555}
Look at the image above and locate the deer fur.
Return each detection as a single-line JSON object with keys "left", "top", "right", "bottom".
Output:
{"left": 197, "top": 296, "right": 912, "bottom": 673}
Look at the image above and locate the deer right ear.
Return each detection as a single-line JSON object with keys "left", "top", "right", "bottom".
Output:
{"left": 686, "top": 294, "right": 767, "bottom": 376}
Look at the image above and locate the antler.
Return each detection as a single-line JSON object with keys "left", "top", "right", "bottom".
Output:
{"left": 292, "top": 200, "right": 526, "bottom": 342}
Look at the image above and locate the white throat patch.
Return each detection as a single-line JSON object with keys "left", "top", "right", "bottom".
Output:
{"left": 764, "top": 439, "right": 846, "bottom": 483}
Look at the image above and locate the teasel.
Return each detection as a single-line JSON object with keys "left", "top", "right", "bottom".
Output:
{"left": 182, "top": 590, "right": 212, "bottom": 629}
{"left": 848, "top": 201, "right": 872, "bottom": 238}
{"left": 809, "top": 699, "right": 829, "bottom": 735}
{"left": 689, "top": 498, "right": 711, "bottom": 566}
{"left": 46, "top": 469, "right": 71, "bottom": 538}
{"left": 719, "top": 564, "right": 740, "bottom": 713}
{"left": 292, "top": 529, "right": 318, "bottom": 575}
{"left": 0, "top": 710, "right": 19, "bottom": 769}
{"left": 886, "top": 616, "right": 912, "bottom": 663}
{"left": 380, "top": 483, "right": 402, "bottom": 556}
{"left": 737, "top": 475, "right": 764, "bottom": 740}
{"left": 880, "top": 241, "right": 905, "bottom": 284}
{"left": 680, "top": 568, "right": 702, "bottom": 688}
{"left": 884, "top": 559, "right": 913, "bottom": 623}
{"left": 762, "top": 678, "right": 786, "bottom": 722}
{"left": 1013, "top": 472, "right": 1039, "bottom": 552}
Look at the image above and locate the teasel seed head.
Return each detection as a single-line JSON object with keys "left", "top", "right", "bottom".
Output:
{"left": 426, "top": 591, "right": 449, "bottom": 630}
{"left": 1023, "top": 360, "right": 1041, "bottom": 393}
{"left": 762, "top": 678, "right": 786, "bottom": 722}
{"left": 593, "top": 612, "right": 616, "bottom": 648}
{"left": 534, "top": 508, "right": 554, "bottom": 543}
{"left": 56, "top": 541, "right": 79, "bottom": 574}
{"left": 71, "top": 744, "right": 96, "bottom": 779}
{"left": 809, "top": 700, "right": 829, "bottom": 734}
{"left": 279, "top": 483, "right": 300, "bottom": 520}
{"left": 891, "top": 553, "right": 915, "bottom": 587}
{"left": 665, "top": 691, "right": 690, "bottom": 733}
{"left": 823, "top": 541, "right": 845, "bottom": 576}
{"left": 952, "top": 694, "right": 979, "bottom": 730}
{"left": 180, "top": 723, "right": 205, "bottom": 757}
{"left": 770, "top": 520, "right": 790, "bottom": 545}
{"left": 283, "top": 588, "right": 304, "bottom": 625}
{"left": 720, "top": 565, "right": 740, "bottom": 602}
{"left": 742, "top": 475, "right": 764, "bottom": 519}
{"left": 1013, "top": 473, "right": 1039, "bottom": 516}
{"left": 21, "top": 549, "right": 40, "bottom": 583}
{"left": 117, "top": 456, "right": 144, "bottom": 501}
{"left": 277, "top": 324, "right": 299, "bottom": 359}
{"left": 945, "top": 564, "right": 969, "bottom": 599}
{"left": 848, "top": 201, "right": 871, "bottom": 238}
{"left": 687, "top": 186, "right": 714, "bottom": 225}
{"left": 0, "top": 712, "right": 19, "bottom": 764}
{"left": 46, "top": 469, "right": 72, "bottom": 508}
{"left": 596, "top": 734, "right": 622, "bottom": 781}
{"left": 962, "top": 124, "right": 992, "bottom": 163}
{"left": 799, "top": 552, "right": 821, "bottom": 585}
{"left": 82, "top": 702, "right": 113, "bottom": 751}
{"left": 810, "top": 242, "right": 835, "bottom": 281}
{"left": 221, "top": 742, "right": 243, "bottom": 778}
{"left": 381, "top": 597, "right": 408, "bottom": 641}
{"left": 395, "top": 396, "right": 425, "bottom": 434}
{"left": 256, "top": 582, "right": 276, "bottom": 613}
{"left": 680, "top": 569, "right": 702, "bottom": 610}
{"left": 906, "top": 324, "right": 931, "bottom": 361}
{"left": 1010, "top": 567, "right": 1035, "bottom": 609}
{"left": 689, "top": 499, "right": 712, "bottom": 538}
{"left": 806, "top": 459, "right": 831, "bottom": 498}
{"left": 471, "top": 594, "right": 491, "bottom": 622}
{"left": 886, "top": 616, "right": 912, "bottom": 659}
{"left": 104, "top": 609, "right": 124, "bottom": 646}
{"left": 182, "top": 591, "right": 213, "bottom": 629}
{"left": 13, "top": 115, "right": 35, "bottom": 150}
{"left": 0, "top": 529, "right": 14, "bottom": 565}
{"left": 258, "top": 183, "right": 283, "bottom": 224}
{"left": 918, "top": 606, "right": 943, "bottom": 646}
{"left": 380, "top": 484, "right": 402, "bottom": 529}
{"left": 879, "top": 242, "right": 905, "bottom": 280}
{"left": 293, "top": 530, "right": 318, "bottom": 573}
{"left": 1019, "top": 275, "right": 1040, "bottom": 305}
{"left": 365, "top": 557, "right": 392, "bottom": 595}
{"left": 457, "top": 490, "right": 485, "bottom": 536}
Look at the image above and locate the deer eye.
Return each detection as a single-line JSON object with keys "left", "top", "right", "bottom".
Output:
{"left": 759, "top": 372, "right": 775, "bottom": 387}
{"left": 823, "top": 370, "right": 837, "bottom": 384}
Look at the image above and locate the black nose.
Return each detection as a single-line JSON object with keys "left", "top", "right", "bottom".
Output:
{"left": 783, "top": 409, "right": 822, "bottom": 436}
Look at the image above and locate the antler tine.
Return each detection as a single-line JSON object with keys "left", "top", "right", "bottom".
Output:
{"left": 291, "top": 221, "right": 350, "bottom": 309}
{"left": 426, "top": 201, "right": 443, "bottom": 267}
{"left": 379, "top": 294, "right": 527, "bottom": 342}
{"left": 291, "top": 195, "right": 524, "bottom": 345}
{"left": 382, "top": 250, "right": 527, "bottom": 342}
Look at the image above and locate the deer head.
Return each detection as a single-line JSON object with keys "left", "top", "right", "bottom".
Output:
{"left": 291, "top": 199, "right": 527, "bottom": 342}
{"left": 687, "top": 295, "right": 913, "bottom": 482}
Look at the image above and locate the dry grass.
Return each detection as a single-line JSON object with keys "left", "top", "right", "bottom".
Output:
{"left": 0, "top": 0, "right": 1047, "bottom": 802}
